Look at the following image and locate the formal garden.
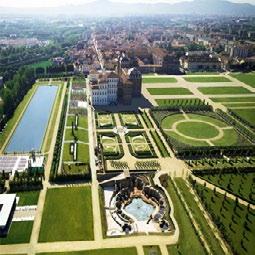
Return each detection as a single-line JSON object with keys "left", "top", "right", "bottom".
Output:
{"left": 96, "top": 113, "right": 115, "bottom": 129}
{"left": 231, "top": 72, "right": 255, "bottom": 88}
{"left": 119, "top": 113, "right": 142, "bottom": 129}
{"left": 125, "top": 132, "right": 157, "bottom": 158}
{"left": 142, "top": 77, "right": 177, "bottom": 83}
{"left": 147, "top": 87, "right": 192, "bottom": 96}
{"left": 150, "top": 105, "right": 254, "bottom": 159}
{"left": 184, "top": 76, "right": 231, "bottom": 83}
{"left": 190, "top": 179, "right": 255, "bottom": 255}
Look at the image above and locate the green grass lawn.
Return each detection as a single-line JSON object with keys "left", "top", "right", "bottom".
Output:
{"left": 211, "top": 129, "right": 240, "bottom": 146}
{"left": 199, "top": 173, "right": 255, "bottom": 204}
{"left": 143, "top": 246, "right": 161, "bottom": 255}
{"left": 175, "top": 178, "right": 225, "bottom": 255}
{"left": 184, "top": 76, "right": 230, "bottom": 83}
{"left": 62, "top": 163, "right": 89, "bottom": 175}
{"left": 231, "top": 73, "right": 255, "bottom": 88}
{"left": 0, "top": 222, "right": 33, "bottom": 244}
{"left": 156, "top": 98, "right": 201, "bottom": 106}
{"left": 194, "top": 182, "right": 255, "bottom": 255}
{"left": 166, "top": 179, "right": 206, "bottom": 255}
{"left": 102, "top": 136, "right": 120, "bottom": 154}
{"left": 121, "top": 114, "right": 138, "bottom": 126}
{"left": 37, "top": 248, "right": 137, "bottom": 255}
{"left": 39, "top": 187, "right": 94, "bottom": 242}
{"left": 143, "top": 77, "right": 177, "bottom": 83}
{"left": 65, "top": 128, "right": 89, "bottom": 143}
{"left": 225, "top": 103, "right": 255, "bottom": 108}
{"left": 67, "top": 115, "right": 88, "bottom": 129}
{"left": 16, "top": 191, "right": 40, "bottom": 206}
{"left": 77, "top": 144, "right": 90, "bottom": 163}
{"left": 62, "top": 143, "right": 73, "bottom": 161}
{"left": 176, "top": 121, "right": 219, "bottom": 139}
{"left": 147, "top": 88, "right": 192, "bottom": 95}
{"left": 150, "top": 130, "right": 169, "bottom": 157}
{"left": 210, "top": 97, "right": 255, "bottom": 103}
{"left": 97, "top": 114, "right": 113, "bottom": 127}
{"left": 198, "top": 87, "right": 253, "bottom": 95}
{"left": 230, "top": 109, "right": 255, "bottom": 127}
{"left": 161, "top": 114, "right": 186, "bottom": 129}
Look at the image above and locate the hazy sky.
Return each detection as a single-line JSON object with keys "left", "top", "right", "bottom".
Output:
{"left": 0, "top": 0, "right": 254, "bottom": 8}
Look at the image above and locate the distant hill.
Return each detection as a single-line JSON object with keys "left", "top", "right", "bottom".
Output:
{"left": 1, "top": 0, "right": 255, "bottom": 17}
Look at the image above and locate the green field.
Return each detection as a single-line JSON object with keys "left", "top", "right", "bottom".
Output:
{"left": 199, "top": 173, "right": 255, "bottom": 204}
{"left": 211, "top": 97, "right": 255, "bottom": 103}
{"left": 230, "top": 109, "right": 255, "bottom": 127}
{"left": 184, "top": 76, "right": 230, "bottom": 83}
{"left": 17, "top": 191, "right": 40, "bottom": 206}
{"left": 166, "top": 179, "right": 206, "bottom": 255}
{"left": 37, "top": 248, "right": 137, "bottom": 255}
{"left": 67, "top": 115, "right": 88, "bottom": 129}
{"left": 62, "top": 143, "right": 73, "bottom": 162}
{"left": 147, "top": 88, "right": 192, "bottom": 95}
{"left": 0, "top": 222, "right": 33, "bottom": 244}
{"left": 231, "top": 73, "right": 255, "bottom": 88}
{"left": 77, "top": 144, "right": 90, "bottom": 163}
{"left": 194, "top": 183, "right": 255, "bottom": 255}
{"left": 39, "top": 187, "right": 94, "bottom": 242}
{"left": 198, "top": 87, "right": 253, "bottom": 95}
{"left": 65, "top": 128, "right": 88, "bottom": 143}
{"left": 143, "top": 77, "right": 177, "bottom": 83}
{"left": 175, "top": 178, "right": 225, "bottom": 255}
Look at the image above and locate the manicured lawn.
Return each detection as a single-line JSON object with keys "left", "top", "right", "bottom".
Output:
{"left": 230, "top": 109, "right": 255, "bottom": 127}
{"left": 0, "top": 222, "right": 33, "bottom": 244}
{"left": 143, "top": 246, "right": 161, "bottom": 255}
{"left": 67, "top": 115, "right": 88, "bottom": 129}
{"left": 62, "top": 143, "right": 73, "bottom": 162}
{"left": 37, "top": 248, "right": 137, "bottom": 255}
{"left": 77, "top": 144, "right": 90, "bottom": 163}
{"left": 231, "top": 73, "right": 255, "bottom": 88}
{"left": 97, "top": 114, "right": 113, "bottom": 127}
{"left": 156, "top": 98, "right": 201, "bottom": 106}
{"left": 62, "top": 163, "right": 89, "bottom": 175}
{"left": 101, "top": 135, "right": 119, "bottom": 154}
{"left": 143, "top": 77, "right": 177, "bottom": 83}
{"left": 16, "top": 191, "right": 40, "bottom": 206}
{"left": 211, "top": 129, "right": 241, "bottom": 146}
{"left": 165, "top": 130, "right": 209, "bottom": 147}
{"left": 65, "top": 128, "right": 89, "bottom": 143}
{"left": 161, "top": 114, "right": 186, "bottom": 129}
{"left": 210, "top": 97, "right": 255, "bottom": 103}
{"left": 194, "top": 183, "right": 255, "bottom": 255}
{"left": 175, "top": 178, "right": 225, "bottom": 255}
{"left": 39, "top": 187, "right": 94, "bottom": 242}
{"left": 166, "top": 179, "right": 206, "bottom": 255}
{"left": 147, "top": 88, "right": 192, "bottom": 95}
{"left": 199, "top": 173, "right": 255, "bottom": 204}
{"left": 187, "top": 113, "right": 228, "bottom": 128}
{"left": 198, "top": 87, "right": 253, "bottom": 95}
{"left": 121, "top": 113, "right": 138, "bottom": 126}
{"left": 184, "top": 76, "right": 230, "bottom": 83}
{"left": 150, "top": 130, "right": 169, "bottom": 157}
{"left": 225, "top": 103, "right": 255, "bottom": 108}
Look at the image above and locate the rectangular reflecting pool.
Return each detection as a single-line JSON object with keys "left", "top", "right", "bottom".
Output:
{"left": 5, "top": 85, "right": 58, "bottom": 153}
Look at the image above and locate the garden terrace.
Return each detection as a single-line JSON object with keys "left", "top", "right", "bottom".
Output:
{"left": 125, "top": 132, "right": 157, "bottom": 158}
{"left": 96, "top": 113, "right": 116, "bottom": 129}
{"left": 191, "top": 181, "right": 255, "bottom": 255}
{"left": 119, "top": 113, "right": 143, "bottom": 129}
{"left": 151, "top": 108, "right": 253, "bottom": 159}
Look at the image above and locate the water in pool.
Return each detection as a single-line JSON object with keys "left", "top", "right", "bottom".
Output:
{"left": 124, "top": 198, "right": 154, "bottom": 221}
{"left": 5, "top": 85, "right": 58, "bottom": 153}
